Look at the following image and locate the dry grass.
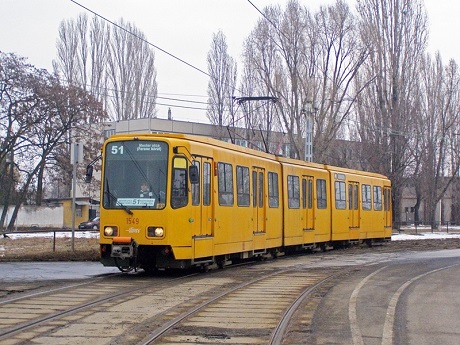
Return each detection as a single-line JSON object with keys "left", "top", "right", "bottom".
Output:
{"left": 1, "top": 232, "right": 459, "bottom": 262}
{"left": 0, "top": 236, "right": 99, "bottom": 262}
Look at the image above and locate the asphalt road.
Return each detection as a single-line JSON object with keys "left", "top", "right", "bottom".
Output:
{"left": 311, "top": 249, "right": 460, "bottom": 345}
{"left": 0, "top": 261, "right": 119, "bottom": 281}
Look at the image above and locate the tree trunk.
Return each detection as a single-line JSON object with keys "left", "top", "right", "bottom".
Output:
{"left": 35, "top": 160, "right": 45, "bottom": 205}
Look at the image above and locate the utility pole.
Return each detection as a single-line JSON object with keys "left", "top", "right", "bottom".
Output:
{"left": 70, "top": 142, "right": 83, "bottom": 251}
{"left": 302, "top": 101, "right": 315, "bottom": 162}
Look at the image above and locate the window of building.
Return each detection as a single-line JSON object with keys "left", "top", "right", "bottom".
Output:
{"left": 103, "top": 128, "right": 116, "bottom": 139}
{"left": 235, "top": 139, "right": 248, "bottom": 148}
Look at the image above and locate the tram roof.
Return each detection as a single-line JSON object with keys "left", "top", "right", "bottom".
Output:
{"left": 106, "top": 132, "right": 389, "bottom": 180}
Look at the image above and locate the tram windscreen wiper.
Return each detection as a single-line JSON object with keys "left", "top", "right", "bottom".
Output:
{"left": 105, "top": 179, "right": 133, "bottom": 215}
{"left": 115, "top": 198, "right": 133, "bottom": 215}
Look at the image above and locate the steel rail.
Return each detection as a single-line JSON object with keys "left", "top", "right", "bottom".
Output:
{"left": 268, "top": 272, "right": 340, "bottom": 345}
{"left": 0, "top": 272, "right": 198, "bottom": 341}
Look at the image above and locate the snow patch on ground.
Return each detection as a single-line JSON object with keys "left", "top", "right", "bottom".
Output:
{"left": 392, "top": 232, "right": 460, "bottom": 241}
{"left": 4, "top": 231, "right": 99, "bottom": 240}
{"left": 391, "top": 225, "right": 460, "bottom": 241}
{"left": 4, "top": 227, "right": 460, "bottom": 242}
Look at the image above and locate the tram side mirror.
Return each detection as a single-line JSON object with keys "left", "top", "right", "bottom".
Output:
{"left": 85, "top": 165, "right": 94, "bottom": 183}
{"left": 189, "top": 165, "right": 199, "bottom": 185}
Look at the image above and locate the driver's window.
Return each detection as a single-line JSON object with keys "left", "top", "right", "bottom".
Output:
{"left": 171, "top": 157, "right": 188, "bottom": 209}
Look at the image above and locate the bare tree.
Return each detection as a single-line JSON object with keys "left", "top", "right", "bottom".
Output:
{"left": 54, "top": 17, "right": 81, "bottom": 85}
{"left": 242, "top": 0, "right": 365, "bottom": 161}
{"left": 54, "top": 14, "right": 157, "bottom": 121}
{"left": 237, "top": 34, "right": 283, "bottom": 154}
{"left": 107, "top": 18, "right": 157, "bottom": 120}
{"left": 312, "top": 0, "right": 368, "bottom": 162}
{"left": 0, "top": 52, "right": 107, "bottom": 230}
{"left": 355, "top": 0, "right": 428, "bottom": 225}
{"left": 206, "top": 30, "right": 237, "bottom": 130}
{"left": 415, "top": 54, "right": 460, "bottom": 228}
{"left": 242, "top": 1, "right": 309, "bottom": 158}
{"left": 0, "top": 53, "right": 45, "bottom": 229}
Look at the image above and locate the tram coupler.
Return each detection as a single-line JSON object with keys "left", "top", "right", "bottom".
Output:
{"left": 111, "top": 237, "right": 136, "bottom": 260}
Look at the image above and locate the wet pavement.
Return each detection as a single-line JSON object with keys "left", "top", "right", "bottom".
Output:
{"left": 0, "top": 262, "right": 119, "bottom": 281}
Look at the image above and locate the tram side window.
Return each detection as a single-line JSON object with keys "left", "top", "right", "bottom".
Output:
{"left": 236, "top": 166, "right": 250, "bottom": 206}
{"left": 317, "top": 179, "right": 327, "bottom": 209}
{"left": 171, "top": 157, "right": 188, "bottom": 209}
{"left": 335, "top": 181, "right": 346, "bottom": 209}
{"left": 191, "top": 161, "right": 200, "bottom": 206}
{"left": 288, "top": 175, "right": 300, "bottom": 208}
{"left": 218, "top": 162, "right": 234, "bottom": 206}
{"left": 362, "top": 184, "right": 372, "bottom": 210}
{"left": 374, "top": 186, "right": 382, "bottom": 210}
{"left": 268, "top": 172, "right": 279, "bottom": 208}
{"left": 203, "top": 162, "right": 211, "bottom": 206}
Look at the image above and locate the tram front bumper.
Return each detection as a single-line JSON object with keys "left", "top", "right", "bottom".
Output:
{"left": 111, "top": 237, "right": 135, "bottom": 259}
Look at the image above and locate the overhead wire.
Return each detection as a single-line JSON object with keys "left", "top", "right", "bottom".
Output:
{"left": 156, "top": 102, "right": 207, "bottom": 111}
{"left": 58, "top": 76, "right": 208, "bottom": 110}
{"left": 69, "top": 0, "right": 249, "bottom": 116}
{"left": 69, "top": 0, "right": 211, "bottom": 79}
{"left": 246, "top": 0, "right": 289, "bottom": 41}
{"left": 68, "top": 0, "right": 281, "bottom": 119}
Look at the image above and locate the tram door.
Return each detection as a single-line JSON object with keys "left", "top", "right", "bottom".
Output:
{"left": 192, "top": 158, "right": 213, "bottom": 237}
{"left": 252, "top": 168, "right": 266, "bottom": 233}
{"left": 348, "top": 182, "right": 360, "bottom": 231}
{"left": 384, "top": 187, "right": 392, "bottom": 228}
{"left": 302, "top": 176, "right": 314, "bottom": 230}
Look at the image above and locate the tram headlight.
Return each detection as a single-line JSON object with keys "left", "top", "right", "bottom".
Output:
{"left": 148, "top": 226, "right": 164, "bottom": 238}
{"left": 104, "top": 226, "right": 118, "bottom": 237}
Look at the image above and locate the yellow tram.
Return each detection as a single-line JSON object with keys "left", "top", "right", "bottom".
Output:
{"left": 95, "top": 133, "right": 392, "bottom": 271}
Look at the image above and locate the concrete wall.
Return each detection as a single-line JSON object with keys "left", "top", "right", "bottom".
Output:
{"left": 2, "top": 205, "right": 64, "bottom": 229}
{"left": 1, "top": 198, "right": 99, "bottom": 230}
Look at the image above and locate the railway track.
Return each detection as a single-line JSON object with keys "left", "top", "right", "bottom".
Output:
{"left": 138, "top": 266, "right": 343, "bottom": 345}
{"left": 0, "top": 254, "right": 348, "bottom": 345}
{"left": 1, "top": 247, "right": 459, "bottom": 344}
{"left": 0, "top": 272, "right": 200, "bottom": 344}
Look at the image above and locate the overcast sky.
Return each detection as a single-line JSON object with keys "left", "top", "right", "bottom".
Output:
{"left": 1, "top": 0, "right": 459, "bottom": 122}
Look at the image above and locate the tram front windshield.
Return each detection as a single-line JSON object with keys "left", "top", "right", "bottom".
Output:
{"left": 103, "top": 140, "right": 168, "bottom": 210}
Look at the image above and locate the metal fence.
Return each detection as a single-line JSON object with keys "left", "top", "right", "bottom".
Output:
{"left": 1, "top": 228, "right": 98, "bottom": 252}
